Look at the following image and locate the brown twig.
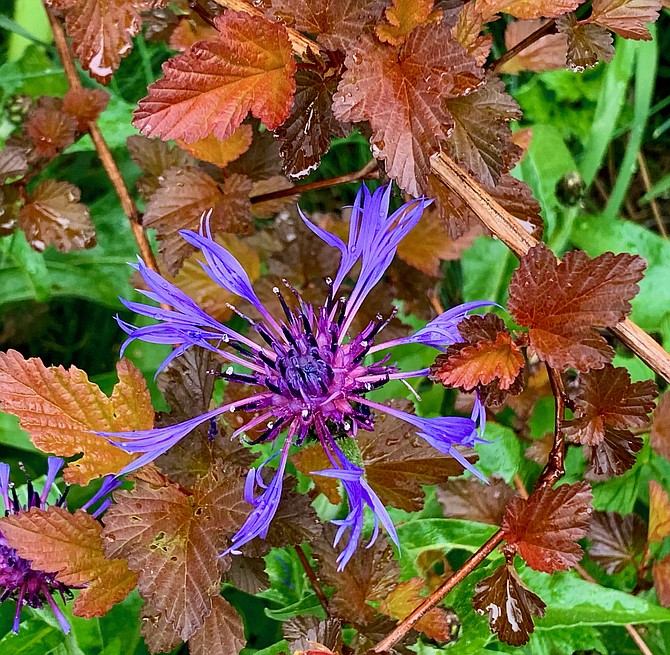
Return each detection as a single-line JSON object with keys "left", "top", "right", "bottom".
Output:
{"left": 293, "top": 545, "right": 329, "bottom": 614}
{"left": 370, "top": 530, "right": 505, "bottom": 654}
{"left": 489, "top": 19, "right": 558, "bottom": 73}
{"left": 537, "top": 366, "right": 567, "bottom": 489}
{"left": 250, "top": 160, "right": 379, "bottom": 205}
{"left": 430, "top": 151, "right": 670, "bottom": 384}
{"left": 637, "top": 151, "right": 668, "bottom": 238}
{"left": 44, "top": 5, "right": 161, "bottom": 276}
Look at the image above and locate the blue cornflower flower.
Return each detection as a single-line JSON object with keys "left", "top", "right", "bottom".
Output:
{"left": 0, "top": 459, "right": 120, "bottom": 633}
{"left": 103, "top": 184, "right": 489, "bottom": 567}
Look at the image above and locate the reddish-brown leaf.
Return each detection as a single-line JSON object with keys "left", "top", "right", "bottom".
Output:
{"left": 437, "top": 477, "right": 517, "bottom": 526}
{"left": 477, "top": 0, "right": 581, "bottom": 19}
{"left": 651, "top": 391, "right": 670, "bottom": 460}
{"left": 167, "top": 233, "right": 260, "bottom": 323}
{"left": 274, "top": 57, "right": 346, "bottom": 179}
{"left": 452, "top": 2, "right": 493, "bottom": 67}
{"left": 292, "top": 445, "right": 341, "bottom": 504}
{"left": 0, "top": 353, "right": 149, "bottom": 484}
{"left": 133, "top": 12, "right": 297, "bottom": 143}
{"left": 589, "top": 0, "right": 662, "bottom": 40}
{"left": 268, "top": 0, "right": 385, "bottom": 53}
{"left": 62, "top": 87, "right": 110, "bottom": 131}
{"left": 588, "top": 511, "right": 646, "bottom": 574}
{"left": 431, "top": 314, "right": 525, "bottom": 407}
{"left": 332, "top": 22, "right": 484, "bottom": 196}
{"left": 584, "top": 427, "right": 643, "bottom": 478}
{"left": 396, "top": 206, "right": 480, "bottom": 275}
{"left": 103, "top": 469, "right": 248, "bottom": 640}
{"left": 557, "top": 13, "right": 614, "bottom": 71}
{"left": 0, "top": 506, "right": 137, "bottom": 618}
{"left": 653, "top": 555, "right": 670, "bottom": 607}
{"left": 379, "top": 578, "right": 457, "bottom": 643}
{"left": 140, "top": 601, "right": 183, "bottom": 654}
{"left": 24, "top": 106, "right": 77, "bottom": 159}
{"left": 432, "top": 332, "right": 524, "bottom": 391}
{"left": 563, "top": 365, "right": 656, "bottom": 445}
{"left": 188, "top": 595, "right": 246, "bottom": 655}
{"left": 143, "top": 167, "right": 252, "bottom": 274}
{"left": 445, "top": 73, "right": 522, "bottom": 187}
{"left": 47, "top": 0, "right": 143, "bottom": 83}
{"left": 649, "top": 480, "right": 670, "bottom": 543}
{"left": 499, "top": 19, "right": 568, "bottom": 74}
{"left": 473, "top": 562, "right": 546, "bottom": 646}
{"left": 313, "top": 531, "right": 399, "bottom": 627}
{"left": 127, "top": 134, "right": 194, "bottom": 199}
{"left": 375, "top": 0, "right": 441, "bottom": 45}
{"left": 507, "top": 243, "right": 646, "bottom": 371}
{"left": 175, "top": 125, "right": 253, "bottom": 168}
{"left": 284, "top": 617, "right": 343, "bottom": 655}
{"left": 0, "top": 145, "right": 29, "bottom": 182}
{"left": 18, "top": 179, "right": 95, "bottom": 252}
{"left": 502, "top": 481, "right": 593, "bottom": 573}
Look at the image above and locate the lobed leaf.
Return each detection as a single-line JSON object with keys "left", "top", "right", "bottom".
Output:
{"left": 589, "top": 0, "right": 662, "bottom": 40}
{"left": 499, "top": 19, "right": 568, "bottom": 74}
{"left": 653, "top": 555, "right": 670, "bottom": 607}
{"left": 0, "top": 506, "right": 137, "bottom": 617}
{"left": 133, "top": 12, "right": 297, "bottom": 143}
{"left": 563, "top": 365, "right": 656, "bottom": 446}
{"left": 175, "top": 125, "right": 253, "bottom": 168}
{"left": 587, "top": 510, "right": 646, "bottom": 574}
{"left": 332, "top": 21, "right": 483, "bottom": 196}
{"left": 507, "top": 243, "right": 646, "bottom": 371}
{"left": 102, "top": 469, "right": 248, "bottom": 640}
{"left": 0, "top": 145, "right": 29, "bottom": 182}
{"left": 0, "top": 352, "right": 150, "bottom": 484}
{"left": 62, "top": 88, "right": 110, "bottom": 131}
{"left": 47, "top": 0, "right": 143, "bottom": 83}
{"left": 313, "top": 531, "right": 399, "bottom": 627}
{"left": 375, "top": 0, "right": 441, "bottom": 45}
{"left": 477, "top": 0, "right": 581, "bottom": 19}
{"left": 502, "top": 481, "right": 593, "bottom": 573}
{"left": 143, "top": 167, "right": 252, "bottom": 274}
{"left": 445, "top": 73, "right": 522, "bottom": 187}
{"left": 472, "top": 562, "right": 546, "bottom": 646}
{"left": 557, "top": 13, "right": 614, "bottom": 71}
{"left": 188, "top": 595, "right": 245, "bottom": 655}
{"left": 437, "top": 477, "right": 518, "bottom": 526}
{"left": 24, "top": 106, "right": 77, "bottom": 159}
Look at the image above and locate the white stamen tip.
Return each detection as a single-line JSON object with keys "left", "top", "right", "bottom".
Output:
{"left": 272, "top": 286, "right": 280, "bottom": 294}
{"left": 225, "top": 366, "right": 234, "bottom": 375}
{"left": 301, "top": 409, "right": 310, "bottom": 419}
{"left": 343, "top": 421, "right": 352, "bottom": 431}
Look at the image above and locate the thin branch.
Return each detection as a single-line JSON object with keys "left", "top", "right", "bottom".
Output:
{"left": 430, "top": 152, "right": 670, "bottom": 384}
{"left": 44, "top": 5, "right": 161, "bottom": 276}
{"left": 370, "top": 530, "right": 505, "bottom": 654}
{"left": 294, "top": 545, "right": 329, "bottom": 614}
{"left": 250, "top": 160, "right": 379, "bottom": 205}
{"left": 537, "top": 366, "right": 567, "bottom": 490}
{"left": 637, "top": 151, "right": 668, "bottom": 238}
{"left": 489, "top": 19, "right": 558, "bottom": 73}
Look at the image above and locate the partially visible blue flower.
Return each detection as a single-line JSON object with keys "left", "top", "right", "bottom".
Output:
{"left": 0, "top": 459, "right": 120, "bottom": 634}
{"left": 102, "top": 184, "right": 490, "bottom": 567}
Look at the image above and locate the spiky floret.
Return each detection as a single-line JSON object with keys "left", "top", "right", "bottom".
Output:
{"left": 0, "top": 460, "right": 120, "bottom": 633}
{"left": 103, "top": 184, "right": 490, "bottom": 567}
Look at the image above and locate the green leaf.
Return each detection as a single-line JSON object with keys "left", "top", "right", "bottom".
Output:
{"left": 604, "top": 28, "right": 657, "bottom": 220}
{"left": 474, "top": 422, "right": 522, "bottom": 483}
{"left": 462, "top": 236, "right": 516, "bottom": 306}
{"left": 570, "top": 213, "right": 670, "bottom": 333}
{"left": 243, "top": 640, "right": 290, "bottom": 655}
{"left": 0, "top": 232, "right": 52, "bottom": 303}
{"left": 396, "top": 519, "right": 499, "bottom": 576}
{"left": 580, "top": 38, "right": 637, "bottom": 187}
{"left": 0, "top": 617, "right": 65, "bottom": 654}
{"left": 264, "top": 593, "right": 324, "bottom": 621}
{"left": 524, "top": 569, "right": 670, "bottom": 627}
{"left": 517, "top": 124, "right": 577, "bottom": 246}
